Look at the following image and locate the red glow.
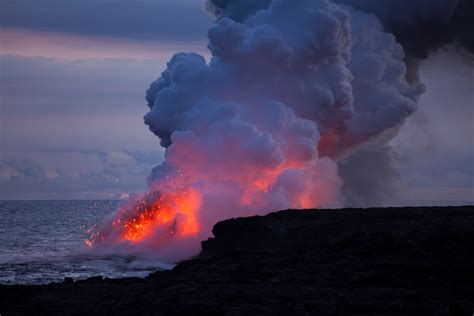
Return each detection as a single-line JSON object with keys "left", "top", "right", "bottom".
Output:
{"left": 85, "top": 189, "right": 201, "bottom": 247}
{"left": 317, "top": 132, "right": 341, "bottom": 157}
{"left": 85, "top": 152, "right": 339, "bottom": 251}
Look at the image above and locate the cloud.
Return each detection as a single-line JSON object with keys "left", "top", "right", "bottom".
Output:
{"left": 0, "top": 56, "right": 166, "bottom": 198}
{"left": 0, "top": 0, "right": 212, "bottom": 42}
{"left": 0, "top": 150, "right": 160, "bottom": 199}
{"left": 0, "top": 56, "right": 166, "bottom": 153}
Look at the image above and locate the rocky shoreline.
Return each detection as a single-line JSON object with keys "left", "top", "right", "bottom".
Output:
{"left": 1, "top": 206, "right": 473, "bottom": 315}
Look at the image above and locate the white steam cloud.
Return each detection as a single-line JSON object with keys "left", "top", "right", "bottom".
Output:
{"left": 144, "top": 0, "right": 420, "bottom": 210}
{"left": 88, "top": 0, "right": 471, "bottom": 260}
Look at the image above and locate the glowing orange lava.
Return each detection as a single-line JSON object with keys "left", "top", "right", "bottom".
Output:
{"left": 84, "top": 158, "right": 332, "bottom": 249}
{"left": 85, "top": 189, "right": 201, "bottom": 247}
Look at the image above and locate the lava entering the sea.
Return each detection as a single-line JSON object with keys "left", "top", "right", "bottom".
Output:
{"left": 85, "top": 189, "right": 201, "bottom": 248}
{"left": 84, "top": 0, "right": 429, "bottom": 260}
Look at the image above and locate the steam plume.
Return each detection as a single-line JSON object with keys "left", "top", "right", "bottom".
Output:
{"left": 332, "top": 0, "right": 473, "bottom": 206}
{"left": 87, "top": 0, "right": 472, "bottom": 259}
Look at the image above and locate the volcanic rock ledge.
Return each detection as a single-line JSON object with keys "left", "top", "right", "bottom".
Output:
{"left": 1, "top": 206, "right": 474, "bottom": 315}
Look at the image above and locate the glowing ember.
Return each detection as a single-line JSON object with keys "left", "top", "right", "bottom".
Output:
{"left": 85, "top": 189, "right": 201, "bottom": 247}
{"left": 84, "top": 159, "right": 338, "bottom": 250}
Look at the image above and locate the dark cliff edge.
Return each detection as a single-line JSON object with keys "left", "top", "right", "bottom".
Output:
{"left": 1, "top": 206, "right": 473, "bottom": 315}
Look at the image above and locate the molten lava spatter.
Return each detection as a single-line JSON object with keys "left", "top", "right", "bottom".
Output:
{"left": 85, "top": 189, "right": 201, "bottom": 248}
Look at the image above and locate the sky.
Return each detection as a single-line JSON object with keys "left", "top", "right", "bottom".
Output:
{"left": 0, "top": 0, "right": 212, "bottom": 199}
{"left": 0, "top": 0, "right": 473, "bottom": 203}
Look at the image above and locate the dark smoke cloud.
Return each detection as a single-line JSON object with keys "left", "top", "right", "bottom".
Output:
{"left": 204, "top": 0, "right": 272, "bottom": 22}
{"left": 336, "top": 0, "right": 474, "bottom": 58}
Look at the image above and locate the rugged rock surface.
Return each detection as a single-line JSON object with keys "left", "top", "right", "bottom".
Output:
{"left": 1, "top": 206, "right": 474, "bottom": 315}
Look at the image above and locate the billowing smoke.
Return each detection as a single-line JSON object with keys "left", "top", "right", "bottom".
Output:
{"left": 86, "top": 0, "right": 470, "bottom": 260}
{"left": 336, "top": 0, "right": 474, "bottom": 59}
{"left": 333, "top": 0, "right": 473, "bottom": 206}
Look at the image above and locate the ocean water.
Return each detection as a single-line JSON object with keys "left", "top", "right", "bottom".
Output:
{"left": 0, "top": 200, "right": 169, "bottom": 285}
